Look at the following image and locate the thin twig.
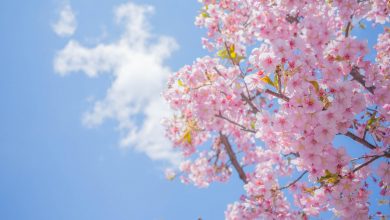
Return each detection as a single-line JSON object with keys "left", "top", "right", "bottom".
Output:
{"left": 215, "top": 113, "right": 256, "bottom": 133}
{"left": 343, "top": 131, "right": 389, "bottom": 158}
{"left": 279, "top": 171, "right": 308, "bottom": 190}
{"left": 282, "top": 152, "right": 300, "bottom": 158}
{"left": 350, "top": 154, "right": 380, "bottom": 163}
{"left": 264, "top": 84, "right": 386, "bottom": 158}
{"left": 344, "top": 131, "right": 376, "bottom": 150}
{"left": 264, "top": 89, "right": 290, "bottom": 102}
{"left": 241, "top": 93, "right": 260, "bottom": 113}
{"left": 350, "top": 66, "right": 375, "bottom": 94}
{"left": 352, "top": 155, "right": 383, "bottom": 173}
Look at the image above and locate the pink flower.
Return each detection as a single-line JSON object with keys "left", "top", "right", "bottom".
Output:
{"left": 314, "top": 124, "right": 337, "bottom": 144}
{"left": 244, "top": 74, "right": 265, "bottom": 91}
{"left": 377, "top": 162, "right": 390, "bottom": 185}
{"left": 163, "top": 0, "right": 390, "bottom": 218}
{"left": 303, "top": 96, "right": 323, "bottom": 113}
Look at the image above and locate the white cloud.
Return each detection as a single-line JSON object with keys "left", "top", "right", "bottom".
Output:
{"left": 54, "top": 1, "right": 181, "bottom": 166}
{"left": 52, "top": 2, "right": 77, "bottom": 37}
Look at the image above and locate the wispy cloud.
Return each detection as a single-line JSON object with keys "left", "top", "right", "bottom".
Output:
{"left": 52, "top": 1, "right": 77, "bottom": 37}
{"left": 53, "top": 1, "right": 181, "bottom": 165}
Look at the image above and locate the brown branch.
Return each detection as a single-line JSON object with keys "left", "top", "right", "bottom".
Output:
{"left": 350, "top": 66, "right": 375, "bottom": 94}
{"left": 241, "top": 93, "right": 260, "bottom": 113}
{"left": 213, "top": 66, "right": 260, "bottom": 114}
{"left": 352, "top": 154, "right": 383, "bottom": 173}
{"left": 278, "top": 171, "right": 308, "bottom": 190}
{"left": 282, "top": 152, "right": 300, "bottom": 158}
{"left": 262, "top": 80, "right": 386, "bottom": 158}
{"left": 264, "top": 85, "right": 386, "bottom": 158}
{"left": 297, "top": 154, "right": 384, "bottom": 194}
{"left": 351, "top": 154, "right": 381, "bottom": 162}
{"left": 344, "top": 131, "right": 390, "bottom": 158}
{"left": 219, "top": 133, "right": 248, "bottom": 184}
{"left": 286, "top": 13, "right": 301, "bottom": 24}
{"left": 213, "top": 67, "right": 225, "bottom": 79}
{"left": 215, "top": 113, "right": 256, "bottom": 133}
{"left": 344, "top": 131, "right": 376, "bottom": 150}
{"left": 345, "top": 21, "right": 352, "bottom": 37}
{"left": 264, "top": 89, "right": 290, "bottom": 102}
{"left": 220, "top": 43, "right": 261, "bottom": 114}
{"left": 262, "top": 82, "right": 385, "bottom": 158}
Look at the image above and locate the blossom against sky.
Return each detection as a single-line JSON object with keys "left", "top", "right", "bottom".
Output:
{"left": 0, "top": 0, "right": 388, "bottom": 219}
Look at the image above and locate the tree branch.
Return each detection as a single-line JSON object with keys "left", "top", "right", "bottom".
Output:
{"left": 219, "top": 133, "right": 248, "bottom": 184}
{"left": 263, "top": 85, "right": 386, "bottom": 158}
{"left": 215, "top": 113, "right": 256, "bottom": 133}
{"left": 285, "top": 13, "right": 301, "bottom": 24}
{"left": 265, "top": 89, "right": 290, "bottom": 102}
{"left": 241, "top": 93, "right": 260, "bottom": 113}
{"left": 345, "top": 21, "right": 352, "bottom": 38}
{"left": 278, "top": 171, "right": 308, "bottom": 190}
{"left": 352, "top": 154, "right": 383, "bottom": 173}
{"left": 344, "top": 131, "right": 390, "bottom": 158}
{"left": 350, "top": 66, "right": 375, "bottom": 94}
{"left": 344, "top": 131, "right": 376, "bottom": 150}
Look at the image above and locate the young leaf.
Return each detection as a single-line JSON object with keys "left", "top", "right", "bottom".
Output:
{"left": 274, "top": 73, "right": 280, "bottom": 91}
{"left": 250, "top": 121, "right": 256, "bottom": 129}
{"left": 308, "top": 80, "right": 320, "bottom": 93}
{"left": 217, "top": 49, "right": 229, "bottom": 59}
{"left": 178, "top": 79, "right": 185, "bottom": 87}
{"left": 261, "top": 76, "right": 275, "bottom": 87}
{"left": 182, "top": 129, "right": 192, "bottom": 144}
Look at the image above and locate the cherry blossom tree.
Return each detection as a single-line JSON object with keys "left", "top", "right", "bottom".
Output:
{"left": 163, "top": 0, "right": 389, "bottom": 219}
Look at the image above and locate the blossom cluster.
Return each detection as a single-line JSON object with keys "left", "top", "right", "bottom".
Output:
{"left": 163, "top": 0, "right": 389, "bottom": 219}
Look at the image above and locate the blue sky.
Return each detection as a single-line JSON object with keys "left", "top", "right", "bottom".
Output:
{"left": 0, "top": 1, "right": 388, "bottom": 220}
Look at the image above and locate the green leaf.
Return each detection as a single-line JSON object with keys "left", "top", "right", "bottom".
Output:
{"left": 318, "top": 170, "right": 340, "bottom": 185}
{"left": 201, "top": 12, "right": 209, "bottom": 18}
{"left": 308, "top": 80, "right": 320, "bottom": 93}
{"left": 367, "top": 111, "right": 377, "bottom": 126}
{"left": 250, "top": 121, "right": 256, "bottom": 129}
{"left": 228, "top": 44, "right": 235, "bottom": 59}
{"left": 178, "top": 79, "right": 184, "bottom": 87}
{"left": 182, "top": 129, "right": 192, "bottom": 144}
{"left": 217, "top": 49, "right": 229, "bottom": 59}
{"left": 274, "top": 73, "right": 280, "bottom": 91}
{"left": 200, "top": 5, "right": 209, "bottom": 18}
{"left": 217, "top": 44, "right": 245, "bottom": 63}
{"left": 261, "top": 76, "right": 275, "bottom": 87}
{"left": 366, "top": 111, "right": 379, "bottom": 131}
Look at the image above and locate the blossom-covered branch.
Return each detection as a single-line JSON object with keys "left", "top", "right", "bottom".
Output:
{"left": 163, "top": 0, "right": 389, "bottom": 219}
{"left": 215, "top": 112, "right": 256, "bottom": 134}
{"left": 219, "top": 133, "right": 247, "bottom": 184}
{"left": 350, "top": 66, "right": 375, "bottom": 94}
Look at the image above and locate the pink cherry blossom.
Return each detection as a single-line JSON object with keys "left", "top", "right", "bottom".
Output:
{"left": 377, "top": 162, "right": 390, "bottom": 186}
{"left": 163, "top": 0, "right": 390, "bottom": 219}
